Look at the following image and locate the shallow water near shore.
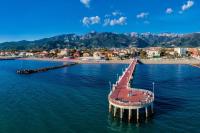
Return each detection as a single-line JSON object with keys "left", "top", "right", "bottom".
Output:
{"left": 0, "top": 60, "right": 200, "bottom": 133}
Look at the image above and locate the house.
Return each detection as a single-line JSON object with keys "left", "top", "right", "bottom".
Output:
{"left": 118, "top": 52, "right": 126, "bottom": 57}
{"left": 19, "top": 52, "right": 26, "bottom": 57}
{"left": 82, "top": 52, "right": 90, "bottom": 57}
{"left": 187, "top": 48, "right": 200, "bottom": 58}
{"left": 146, "top": 49, "right": 160, "bottom": 58}
{"left": 106, "top": 52, "right": 114, "bottom": 58}
{"left": 93, "top": 52, "right": 101, "bottom": 60}
{"left": 0, "top": 52, "right": 5, "bottom": 56}
{"left": 25, "top": 52, "right": 34, "bottom": 57}
{"left": 58, "top": 48, "right": 68, "bottom": 56}
{"left": 73, "top": 51, "right": 80, "bottom": 58}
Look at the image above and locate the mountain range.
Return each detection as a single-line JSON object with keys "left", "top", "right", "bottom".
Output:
{"left": 0, "top": 32, "right": 200, "bottom": 50}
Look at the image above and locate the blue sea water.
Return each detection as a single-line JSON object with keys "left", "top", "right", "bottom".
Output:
{"left": 0, "top": 60, "right": 199, "bottom": 133}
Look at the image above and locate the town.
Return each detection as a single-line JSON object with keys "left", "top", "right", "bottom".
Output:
{"left": 0, "top": 47, "right": 200, "bottom": 61}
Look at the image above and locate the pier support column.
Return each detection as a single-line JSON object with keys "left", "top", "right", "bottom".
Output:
{"left": 137, "top": 108, "right": 139, "bottom": 123}
{"left": 151, "top": 103, "right": 154, "bottom": 114}
{"left": 128, "top": 109, "right": 132, "bottom": 122}
{"left": 145, "top": 107, "right": 148, "bottom": 118}
{"left": 120, "top": 108, "right": 123, "bottom": 120}
{"left": 109, "top": 103, "right": 112, "bottom": 113}
{"left": 114, "top": 106, "right": 117, "bottom": 117}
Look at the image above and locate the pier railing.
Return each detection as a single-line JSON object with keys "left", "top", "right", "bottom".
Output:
{"left": 108, "top": 59, "right": 154, "bottom": 107}
{"left": 109, "top": 88, "right": 154, "bottom": 107}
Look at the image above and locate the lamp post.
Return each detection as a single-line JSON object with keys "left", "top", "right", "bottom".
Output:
{"left": 109, "top": 81, "right": 112, "bottom": 92}
{"left": 152, "top": 82, "right": 155, "bottom": 99}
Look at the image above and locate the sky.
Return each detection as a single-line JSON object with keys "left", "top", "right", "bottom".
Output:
{"left": 0, "top": 0, "right": 199, "bottom": 42}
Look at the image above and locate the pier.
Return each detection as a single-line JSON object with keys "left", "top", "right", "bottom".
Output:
{"left": 16, "top": 62, "right": 77, "bottom": 74}
{"left": 108, "top": 59, "right": 154, "bottom": 123}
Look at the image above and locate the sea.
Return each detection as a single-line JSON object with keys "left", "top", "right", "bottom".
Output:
{"left": 0, "top": 60, "right": 199, "bottom": 133}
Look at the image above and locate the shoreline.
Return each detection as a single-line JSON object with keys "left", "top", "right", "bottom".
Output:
{"left": 17, "top": 57, "right": 132, "bottom": 64}
{"left": 16, "top": 57, "right": 200, "bottom": 65}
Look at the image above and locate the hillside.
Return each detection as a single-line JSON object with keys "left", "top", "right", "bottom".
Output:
{"left": 0, "top": 32, "right": 200, "bottom": 50}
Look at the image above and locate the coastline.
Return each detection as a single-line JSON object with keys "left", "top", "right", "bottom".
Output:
{"left": 17, "top": 57, "right": 132, "bottom": 64}
{"left": 17, "top": 57, "right": 200, "bottom": 65}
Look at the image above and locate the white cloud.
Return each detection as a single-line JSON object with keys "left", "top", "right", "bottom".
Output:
{"left": 181, "top": 0, "right": 194, "bottom": 11}
{"left": 80, "top": 0, "right": 90, "bottom": 8}
{"left": 136, "top": 12, "right": 149, "bottom": 19}
{"left": 82, "top": 16, "right": 100, "bottom": 26}
{"left": 105, "top": 11, "right": 122, "bottom": 18}
{"left": 104, "top": 19, "right": 111, "bottom": 26}
{"left": 166, "top": 8, "right": 173, "bottom": 14}
{"left": 104, "top": 17, "right": 127, "bottom": 26}
{"left": 112, "top": 11, "right": 122, "bottom": 16}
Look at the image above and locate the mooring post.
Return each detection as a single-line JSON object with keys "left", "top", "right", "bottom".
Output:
{"left": 114, "top": 106, "right": 117, "bottom": 117}
{"left": 137, "top": 108, "right": 139, "bottom": 123}
{"left": 109, "top": 103, "right": 111, "bottom": 113}
{"left": 152, "top": 82, "right": 155, "bottom": 99}
{"left": 145, "top": 107, "right": 148, "bottom": 118}
{"left": 120, "top": 108, "right": 123, "bottom": 120}
{"left": 151, "top": 103, "right": 154, "bottom": 114}
{"left": 128, "top": 109, "right": 132, "bottom": 122}
{"left": 109, "top": 81, "right": 112, "bottom": 92}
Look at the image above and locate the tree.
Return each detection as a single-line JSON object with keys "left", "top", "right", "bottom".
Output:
{"left": 140, "top": 51, "right": 147, "bottom": 59}
{"left": 160, "top": 49, "right": 167, "bottom": 57}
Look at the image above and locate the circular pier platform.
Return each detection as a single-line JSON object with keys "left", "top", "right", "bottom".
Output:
{"left": 108, "top": 88, "right": 154, "bottom": 122}
{"left": 108, "top": 59, "right": 154, "bottom": 122}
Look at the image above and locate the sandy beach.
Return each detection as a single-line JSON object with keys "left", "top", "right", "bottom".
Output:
{"left": 17, "top": 57, "right": 200, "bottom": 65}
{"left": 17, "top": 57, "right": 132, "bottom": 64}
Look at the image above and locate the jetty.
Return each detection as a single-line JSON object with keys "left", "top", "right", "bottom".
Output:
{"left": 0, "top": 57, "right": 21, "bottom": 60}
{"left": 191, "top": 64, "right": 200, "bottom": 68}
{"left": 108, "top": 59, "right": 154, "bottom": 123}
{"left": 16, "top": 62, "right": 77, "bottom": 74}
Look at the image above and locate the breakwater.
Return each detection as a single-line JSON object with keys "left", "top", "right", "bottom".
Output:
{"left": 16, "top": 62, "right": 77, "bottom": 74}
{"left": 191, "top": 64, "right": 200, "bottom": 68}
{"left": 0, "top": 57, "right": 21, "bottom": 60}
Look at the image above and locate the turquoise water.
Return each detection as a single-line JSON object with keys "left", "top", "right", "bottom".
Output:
{"left": 0, "top": 60, "right": 200, "bottom": 133}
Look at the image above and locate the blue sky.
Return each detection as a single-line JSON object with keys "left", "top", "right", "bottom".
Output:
{"left": 0, "top": 0, "right": 199, "bottom": 42}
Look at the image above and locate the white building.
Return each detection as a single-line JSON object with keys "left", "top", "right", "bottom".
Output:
{"left": 58, "top": 48, "right": 68, "bottom": 56}
{"left": 19, "top": 52, "right": 26, "bottom": 57}
{"left": 93, "top": 52, "right": 101, "bottom": 60}
{"left": 146, "top": 50, "right": 160, "bottom": 58}
{"left": 25, "top": 52, "right": 34, "bottom": 57}
{"left": 174, "top": 48, "right": 187, "bottom": 56}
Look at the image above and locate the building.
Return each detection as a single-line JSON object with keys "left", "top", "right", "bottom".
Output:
{"left": 146, "top": 49, "right": 160, "bottom": 58}
{"left": 73, "top": 51, "right": 80, "bottom": 58}
{"left": 58, "top": 48, "right": 68, "bottom": 56}
{"left": 174, "top": 48, "right": 187, "bottom": 56}
{"left": 82, "top": 52, "right": 90, "bottom": 57}
{"left": 188, "top": 48, "right": 200, "bottom": 58}
{"left": 19, "top": 52, "right": 26, "bottom": 57}
{"left": 93, "top": 52, "right": 101, "bottom": 60}
{"left": 25, "top": 52, "right": 34, "bottom": 57}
